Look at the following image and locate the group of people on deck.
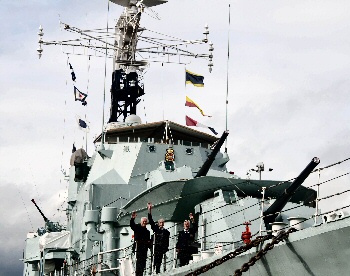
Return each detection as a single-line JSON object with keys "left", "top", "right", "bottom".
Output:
{"left": 130, "top": 203, "right": 198, "bottom": 276}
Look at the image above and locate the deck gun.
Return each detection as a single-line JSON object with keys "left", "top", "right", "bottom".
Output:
{"left": 31, "top": 199, "right": 62, "bottom": 233}
{"left": 195, "top": 131, "right": 229, "bottom": 178}
{"left": 263, "top": 157, "right": 320, "bottom": 230}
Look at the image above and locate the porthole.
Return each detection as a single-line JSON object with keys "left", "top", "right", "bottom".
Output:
{"left": 148, "top": 145, "right": 156, "bottom": 152}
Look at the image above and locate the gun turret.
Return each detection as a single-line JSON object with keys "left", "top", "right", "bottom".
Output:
{"left": 31, "top": 199, "right": 48, "bottom": 222}
{"left": 195, "top": 131, "right": 229, "bottom": 178}
{"left": 263, "top": 157, "right": 320, "bottom": 229}
{"left": 31, "top": 199, "right": 62, "bottom": 232}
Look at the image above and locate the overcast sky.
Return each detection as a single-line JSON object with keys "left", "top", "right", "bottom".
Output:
{"left": 1, "top": 0, "right": 350, "bottom": 274}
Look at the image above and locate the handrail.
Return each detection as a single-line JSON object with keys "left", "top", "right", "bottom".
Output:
{"left": 97, "top": 245, "right": 131, "bottom": 273}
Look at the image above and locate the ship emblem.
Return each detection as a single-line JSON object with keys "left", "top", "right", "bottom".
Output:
{"left": 165, "top": 148, "right": 175, "bottom": 171}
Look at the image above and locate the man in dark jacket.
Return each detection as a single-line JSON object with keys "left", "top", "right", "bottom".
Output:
{"left": 176, "top": 213, "right": 198, "bottom": 267}
{"left": 130, "top": 211, "right": 150, "bottom": 276}
{"left": 148, "top": 203, "right": 170, "bottom": 274}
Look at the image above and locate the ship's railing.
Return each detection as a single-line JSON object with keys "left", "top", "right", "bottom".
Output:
{"left": 97, "top": 245, "right": 133, "bottom": 274}
{"left": 47, "top": 268, "right": 68, "bottom": 276}
{"left": 160, "top": 157, "right": 350, "bottom": 267}
{"left": 97, "top": 243, "right": 173, "bottom": 275}
{"left": 74, "top": 255, "right": 99, "bottom": 276}
{"left": 53, "top": 158, "right": 350, "bottom": 275}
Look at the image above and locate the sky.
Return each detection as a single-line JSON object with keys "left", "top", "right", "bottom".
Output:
{"left": 1, "top": 0, "right": 350, "bottom": 275}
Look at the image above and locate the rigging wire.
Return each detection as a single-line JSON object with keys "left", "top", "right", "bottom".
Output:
{"left": 60, "top": 57, "right": 68, "bottom": 178}
{"left": 27, "top": 163, "right": 43, "bottom": 205}
{"left": 224, "top": 3, "right": 230, "bottom": 152}
{"left": 225, "top": 4, "right": 231, "bottom": 153}
{"left": 17, "top": 185, "right": 35, "bottom": 232}
{"left": 101, "top": 0, "right": 111, "bottom": 145}
{"left": 50, "top": 55, "right": 71, "bottom": 221}
{"left": 85, "top": 49, "right": 91, "bottom": 153}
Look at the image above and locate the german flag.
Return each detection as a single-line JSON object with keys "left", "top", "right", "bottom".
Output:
{"left": 186, "top": 69, "right": 204, "bottom": 87}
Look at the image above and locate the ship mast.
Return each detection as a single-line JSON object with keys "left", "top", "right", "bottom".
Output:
{"left": 109, "top": 0, "right": 147, "bottom": 122}
{"left": 108, "top": 0, "right": 169, "bottom": 122}
{"left": 37, "top": 0, "right": 213, "bottom": 123}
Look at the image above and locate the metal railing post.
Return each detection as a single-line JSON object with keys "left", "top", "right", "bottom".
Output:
{"left": 173, "top": 222, "right": 177, "bottom": 269}
{"left": 259, "top": 187, "right": 266, "bottom": 236}
{"left": 151, "top": 235, "right": 155, "bottom": 274}
{"left": 314, "top": 169, "right": 321, "bottom": 225}
{"left": 98, "top": 252, "right": 102, "bottom": 273}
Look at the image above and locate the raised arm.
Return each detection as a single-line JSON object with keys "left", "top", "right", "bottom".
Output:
{"left": 189, "top": 213, "right": 198, "bottom": 233}
{"left": 147, "top": 203, "right": 157, "bottom": 231}
{"left": 130, "top": 211, "right": 137, "bottom": 231}
{"left": 148, "top": 202, "right": 152, "bottom": 215}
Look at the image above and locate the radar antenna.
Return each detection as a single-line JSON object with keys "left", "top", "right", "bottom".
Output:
{"left": 37, "top": 0, "right": 214, "bottom": 121}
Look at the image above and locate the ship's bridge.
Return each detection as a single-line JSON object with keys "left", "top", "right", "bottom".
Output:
{"left": 94, "top": 120, "right": 218, "bottom": 149}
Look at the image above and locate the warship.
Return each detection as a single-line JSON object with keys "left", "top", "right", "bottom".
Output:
{"left": 22, "top": 1, "right": 350, "bottom": 275}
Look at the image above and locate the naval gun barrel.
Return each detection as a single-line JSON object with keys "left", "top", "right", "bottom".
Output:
{"left": 31, "top": 199, "right": 48, "bottom": 222}
{"left": 263, "top": 157, "right": 320, "bottom": 228}
{"left": 195, "top": 131, "right": 229, "bottom": 178}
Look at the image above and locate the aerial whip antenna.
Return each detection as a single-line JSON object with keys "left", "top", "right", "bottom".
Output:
{"left": 100, "top": 0, "right": 110, "bottom": 151}
{"left": 225, "top": 3, "right": 231, "bottom": 152}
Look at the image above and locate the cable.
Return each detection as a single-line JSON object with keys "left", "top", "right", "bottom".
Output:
{"left": 100, "top": 0, "right": 110, "bottom": 146}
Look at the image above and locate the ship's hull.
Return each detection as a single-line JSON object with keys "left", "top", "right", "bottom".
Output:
{"left": 166, "top": 215, "right": 350, "bottom": 276}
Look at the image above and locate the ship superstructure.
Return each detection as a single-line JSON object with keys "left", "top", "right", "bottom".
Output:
{"left": 23, "top": 1, "right": 350, "bottom": 276}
